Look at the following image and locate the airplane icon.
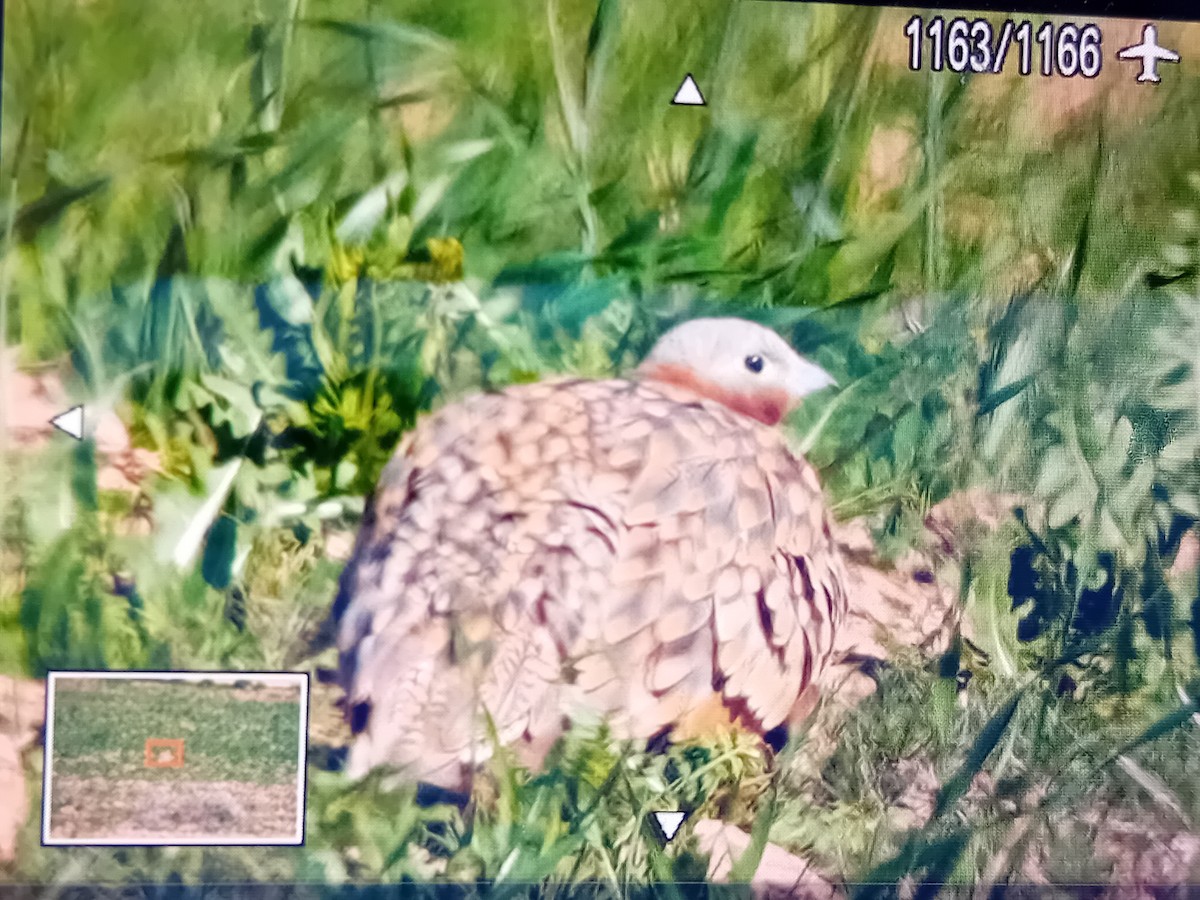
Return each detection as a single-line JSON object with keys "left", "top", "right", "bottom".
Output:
{"left": 1117, "top": 24, "right": 1180, "bottom": 84}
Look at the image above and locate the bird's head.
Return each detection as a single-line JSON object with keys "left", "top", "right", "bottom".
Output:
{"left": 636, "top": 317, "right": 835, "bottom": 426}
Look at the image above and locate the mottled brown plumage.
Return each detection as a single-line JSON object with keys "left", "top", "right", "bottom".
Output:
{"left": 333, "top": 318, "right": 848, "bottom": 789}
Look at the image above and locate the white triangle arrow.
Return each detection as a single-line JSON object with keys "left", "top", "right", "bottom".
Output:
{"left": 652, "top": 810, "right": 687, "bottom": 842}
{"left": 671, "top": 74, "right": 706, "bottom": 107}
{"left": 50, "top": 405, "right": 84, "bottom": 441}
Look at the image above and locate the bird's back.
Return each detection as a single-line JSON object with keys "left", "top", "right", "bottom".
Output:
{"left": 333, "top": 376, "right": 847, "bottom": 788}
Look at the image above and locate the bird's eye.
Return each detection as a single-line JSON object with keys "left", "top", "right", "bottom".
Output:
{"left": 744, "top": 355, "right": 764, "bottom": 373}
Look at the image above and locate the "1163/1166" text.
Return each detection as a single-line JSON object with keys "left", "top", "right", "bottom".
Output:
{"left": 904, "top": 16, "right": 1103, "bottom": 78}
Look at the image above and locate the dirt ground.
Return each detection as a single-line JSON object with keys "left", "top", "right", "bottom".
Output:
{"left": 53, "top": 679, "right": 301, "bottom": 705}
{"left": 48, "top": 777, "right": 300, "bottom": 841}
{"left": 224, "top": 686, "right": 302, "bottom": 704}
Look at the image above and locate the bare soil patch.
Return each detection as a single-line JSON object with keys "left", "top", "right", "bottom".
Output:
{"left": 52, "top": 679, "right": 109, "bottom": 693}
{"left": 53, "top": 679, "right": 299, "bottom": 705}
{"left": 48, "top": 776, "right": 299, "bottom": 841}
{"left": 226, "top": 686, "right": 301, "bottom": 704}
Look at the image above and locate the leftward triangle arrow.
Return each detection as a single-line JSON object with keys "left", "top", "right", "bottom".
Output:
{"left": 49, "top": 405, "right": 84, "bottom": 441}
{"left": 671, "top": 74, "right": 706, "bottom": 107}
{"left": 651, "top": 810, "right": 687, "bottom": 842}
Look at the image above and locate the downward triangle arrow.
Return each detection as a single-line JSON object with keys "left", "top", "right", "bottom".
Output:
{"left": 652, "top": 810, "right": 687, "bottom": 842}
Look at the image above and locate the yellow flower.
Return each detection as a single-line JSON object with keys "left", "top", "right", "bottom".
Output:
{"left": 422, "top": 237, "right": 465, "bottom": 283}
{"left": 393, "top": 237, "right": 465, "bottom": 283}
{"left": 328, "top": 241, "right": 365, "bottom": 286}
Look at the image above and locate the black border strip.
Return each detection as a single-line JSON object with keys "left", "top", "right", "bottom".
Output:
{"left": 766, "top": 0, "right": 1200, "bottom": 23}
{"left": 0, "top": 885, "right": 1191, "bottom": 898}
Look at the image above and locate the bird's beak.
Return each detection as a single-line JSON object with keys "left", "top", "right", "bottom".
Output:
{"left": 788, "top": 357, "right": 837, "bottom": 401}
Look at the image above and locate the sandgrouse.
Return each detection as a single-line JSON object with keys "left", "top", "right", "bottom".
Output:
{"left": 332, "top": 317, "right": 849, "bottom": 789}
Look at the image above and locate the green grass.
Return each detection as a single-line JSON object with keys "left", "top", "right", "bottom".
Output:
{"left": 50, "top": 679, "right": 302, "bottom": 784}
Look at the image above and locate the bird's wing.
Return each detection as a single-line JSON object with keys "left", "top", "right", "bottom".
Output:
{"left": 575, "top": 383, "right": 848, "bottom": 737}
{"left": 332, "top": 380, "right": 622, "bottom": 785}
{"left": 722, "top": 436, "right": 849, "bottom": 729}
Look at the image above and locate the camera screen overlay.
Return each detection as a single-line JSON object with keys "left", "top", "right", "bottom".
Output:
{"left": 4, "top": 0, "right": 1200, "bottom": 894}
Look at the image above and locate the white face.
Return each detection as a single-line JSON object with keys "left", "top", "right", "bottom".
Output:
{"left": 639, "top": 317, "right": 835, "bottom": 406}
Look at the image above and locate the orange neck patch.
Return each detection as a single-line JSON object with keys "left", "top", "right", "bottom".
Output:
{"left": 641, "top": 363, "right": 790, "bottom": 426}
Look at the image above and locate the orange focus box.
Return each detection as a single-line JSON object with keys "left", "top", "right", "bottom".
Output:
{"left": 144, "top": 737, "right": 185, "bottom": 768}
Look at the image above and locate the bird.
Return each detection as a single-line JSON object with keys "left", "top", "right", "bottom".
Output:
{"left": 331, "top": 317, "right": 849, "bottom": 791}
